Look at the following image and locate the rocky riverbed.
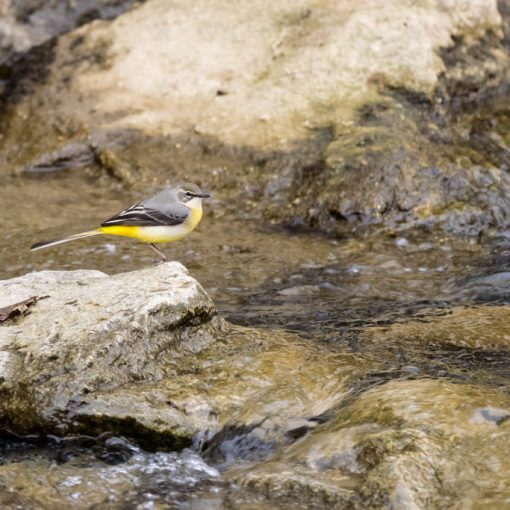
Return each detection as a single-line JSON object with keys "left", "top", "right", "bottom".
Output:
{"left": 2, "top": 251, "right": 510, "bottom": 509}
{"left": 3, "top": 0, "right": 510, "bottom": 509}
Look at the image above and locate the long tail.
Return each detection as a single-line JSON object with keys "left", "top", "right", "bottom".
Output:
{"left": 30, "top": 230, "right": 102, "bottom": 251}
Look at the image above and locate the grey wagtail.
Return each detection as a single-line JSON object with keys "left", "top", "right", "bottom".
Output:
{"left": 30, "top": 183, "right": 210, "bottom": 261}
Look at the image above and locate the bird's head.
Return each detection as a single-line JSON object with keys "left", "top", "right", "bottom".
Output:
{"left": 176, "top": 183, "right": 210, "bottom": 204}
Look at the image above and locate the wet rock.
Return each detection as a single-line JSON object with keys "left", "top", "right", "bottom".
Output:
{"left": 0, "top": 445, "right": 228, "bottom": 510}
{"left": 361, "top": 305, "right": 510, "bottom": 351}
{"left": 0, "top": 263, "right": 227, "bottom": 446}
{"left": 20, "top": 137, "right": 138, "bottom": 183}
{"left": 241, "top": 470, "right": 354, "bottom": 510}
{"left": 277, "top": 284, "right": 321, "bottom": 297}
{"left": 22, "top": 142, "right": 94, "bottom": 173}
{"left": 0, "top": 262, "right": 364, "bottom": 454}
{"left": 2, "top": 0, "right": 510, "bottom": 236}
{"left": 179, "top": 328, "right": 357, "bottom": 466}
{"left": 233, "top": 378, "right": 510, "bottom": 509}
{"left": 0, "top": 264, "right": 372, "bottom": 507}
{"left": 455, "top": 269, "right": 510, "bottom": 302}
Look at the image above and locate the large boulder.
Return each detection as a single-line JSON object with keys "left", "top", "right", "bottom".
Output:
{"left": 0, "top": 263, "right": 227, "bottom": 447}
{"left": 2, "top": 0, "right": 510, "bottom": 236}
{"left": 3, "top": 0, "right": 503, "bottom": 147}
{"left": 0, "top": 263, "right": 357, "bottom": 454}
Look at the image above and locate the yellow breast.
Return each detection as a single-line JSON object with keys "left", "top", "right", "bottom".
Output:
{"left": 187, "top": 203, "right": 203, "bottom": 230}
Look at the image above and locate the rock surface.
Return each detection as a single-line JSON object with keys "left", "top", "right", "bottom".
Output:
{"left": 2, "top": 0, "right": 510, "bottom": 236}
{"left": 0, "top": 263, "right": 358, "bottom": 453}
{"left": 3, "top": 2, "right": 510, "bottom": 505}
{"left": 4, "top": 0, "right": 503, "bottom": 147}
{"left": 233, "top": 378, "right": 510, "bottom": 509}
{"left": 361, "top": 304, "right": 510, "bottom": 351}
{"left": 0, "top": 263, "right": 226, "bottom": 446}
{"left": 2, "top": 261, "right": 510, "bottom": 507}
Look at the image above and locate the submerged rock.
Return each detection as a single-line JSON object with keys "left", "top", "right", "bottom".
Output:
{"left": 0, "top": 445, "right": 228, "bottom": 510}
{"left": 233, "top": 378, "right": 510, "bottom": 509}
{"left": 22, "top": 142, "right": 95, "bottom": 173}
{"left": 0, "top": 263, "right": 227, "bottom": 446}
{"left": 361, "top": 304, "right": 510, "bottom": 351}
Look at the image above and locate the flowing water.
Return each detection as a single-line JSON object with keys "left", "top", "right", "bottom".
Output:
{"left": 0, "top": 78, "right": 510, "bottom": 502}
{"left": 3, "top": 112, "right": 510, "bottom": 506}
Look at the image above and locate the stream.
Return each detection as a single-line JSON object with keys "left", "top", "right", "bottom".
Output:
{"left": 2, "top": 156, "right": 510, "bottom": 508}
{"left": 5, "top": 6, "right": 510, "bottom": 497}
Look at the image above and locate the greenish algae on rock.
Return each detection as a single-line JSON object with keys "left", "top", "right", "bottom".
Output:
{"left": 232, "top": 378, "right": 510, "bottom": 509}
{"left": 360, "top": 304, "right": 510, "bottom": 351}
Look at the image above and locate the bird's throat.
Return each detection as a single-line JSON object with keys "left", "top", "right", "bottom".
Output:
{"left": 187, "top": 203, "right": 203, "bottom": 230}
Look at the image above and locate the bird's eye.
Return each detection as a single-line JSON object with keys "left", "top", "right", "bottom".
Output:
{"left": 185, "top": 191, "right": 194, "bottom": 197}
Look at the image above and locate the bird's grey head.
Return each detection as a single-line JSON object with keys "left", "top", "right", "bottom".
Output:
{"left": 175, "top": 183, "right": 210, "bottom": 203}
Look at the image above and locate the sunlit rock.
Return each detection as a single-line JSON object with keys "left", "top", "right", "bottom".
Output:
{"left": 0, "top": 263, "right": 227, "bottom": 446}
{"left": 2, "top": 0, "right": 510, "bottom": 236}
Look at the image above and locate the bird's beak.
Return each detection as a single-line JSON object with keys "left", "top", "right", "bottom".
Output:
{"left": 197, "top": 193, "right": 210, "bottom": 198}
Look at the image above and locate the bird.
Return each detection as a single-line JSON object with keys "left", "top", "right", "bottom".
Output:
{"left": 30, "top": 183, "right": 210, "bottom": 262}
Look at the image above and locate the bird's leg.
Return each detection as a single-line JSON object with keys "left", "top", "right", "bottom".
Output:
{"left": 148, "top": 243, "right": 169, "bottom": 263}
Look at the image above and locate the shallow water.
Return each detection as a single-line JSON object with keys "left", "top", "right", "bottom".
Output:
{"left": 3, "top": 145, "right": 510, "bottom": 506}
{"left": 0, "top": 434, "right": 283, "bottom": 509}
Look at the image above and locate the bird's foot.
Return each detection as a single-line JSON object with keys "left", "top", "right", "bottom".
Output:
{"left": 152, "top": 257, "right": 169, "bottom": 266}
{"left": 148, "top": 243, "right": 170, "bottom": 264}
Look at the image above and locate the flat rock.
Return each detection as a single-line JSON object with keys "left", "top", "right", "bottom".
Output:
{"left": 0, "top": 263, "right": 227, "bottom": 447}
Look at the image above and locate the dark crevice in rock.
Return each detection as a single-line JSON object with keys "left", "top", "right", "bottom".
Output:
{"left": 438, "top": 28, "right": 510, "bottom": 111}
{"left": 152, "top": 306, "right": 218, "bottom": 332}
{"left": 0, "top": 37, "right": 57, "bottom": 105}
{"left": 71, "top": 414, "right": 191, "bottom": 451}
{"left": 384, "top": 86, "right": 434, "bottom": 109}
{"left": 203, "top": 421, "right": 278, "bottom": 467}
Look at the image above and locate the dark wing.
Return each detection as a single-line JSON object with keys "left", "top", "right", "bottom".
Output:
{"left": 101, "top": 202, "right": 188, "bottom": 227}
